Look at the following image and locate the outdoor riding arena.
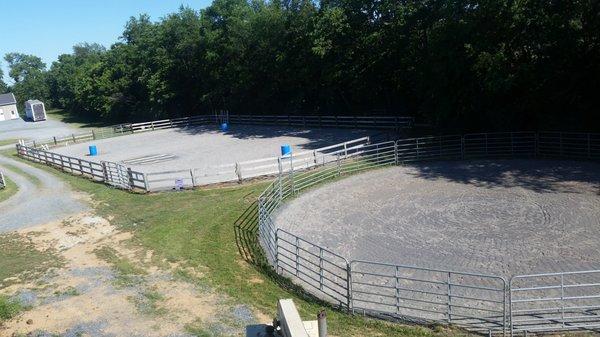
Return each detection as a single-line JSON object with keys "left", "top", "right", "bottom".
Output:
{"left": 17, "top": 115, "right": 412, "bottom": 191}
{"left": 256, "top": 132, "right": 600, "bottom": 336}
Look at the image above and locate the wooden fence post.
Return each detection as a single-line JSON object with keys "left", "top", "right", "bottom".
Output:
{"left": 235, "top": 163, "right": 243, "bottom": 183}
{"left": 190, "top": 169, "right": 196, "bottom": 187}
{"left": 127, "top": 168, "right": 135, "bottom": 190}
{"left": 143, "top": 173, "right": 150, "bottom": 193}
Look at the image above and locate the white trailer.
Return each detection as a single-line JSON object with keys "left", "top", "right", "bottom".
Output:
{"left": 25, "top": 100, "right": 47, "bottom": 122}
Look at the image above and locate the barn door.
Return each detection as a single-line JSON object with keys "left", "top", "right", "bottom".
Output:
{"left": 101, "top": 161, "right": 131, "bottom": 189}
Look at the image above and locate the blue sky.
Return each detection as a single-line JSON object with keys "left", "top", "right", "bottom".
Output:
{"left": 1, "top": 0, "right": 212, "bottom": 84}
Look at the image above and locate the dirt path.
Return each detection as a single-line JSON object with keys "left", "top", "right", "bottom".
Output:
{"left": 0, "top": 153, "right": 89, "bottom": 232}
{"left": 0, "top": 213, "right": 270, "bottom": 337}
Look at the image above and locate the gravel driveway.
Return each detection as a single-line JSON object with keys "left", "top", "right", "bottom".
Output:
{"left": 0, "top": 153, "right": 89, "bottom": 232}
{"left": 0, "top": 117, "right": 79, "bottom": 142}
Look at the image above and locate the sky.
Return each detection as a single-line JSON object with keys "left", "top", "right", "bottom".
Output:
{"left": 1, "top": 0, "right": 212, "bottom": 84}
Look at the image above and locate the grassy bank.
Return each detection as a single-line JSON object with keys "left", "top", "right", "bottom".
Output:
{"left": 0, "top": 175, "right": 18, "bottom": 203}
{"left": 4, "top": 151, "right": 467, "bottom": 337}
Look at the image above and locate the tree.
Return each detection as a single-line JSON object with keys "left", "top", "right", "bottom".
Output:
{"left": 4, "top": 53, "right": 48, "bottom": 105}
{"left": 36, "top": 0, "right": 600, "bottom": 130}
{"left": 0, "top": 64, "right": 7, "bottom": 93}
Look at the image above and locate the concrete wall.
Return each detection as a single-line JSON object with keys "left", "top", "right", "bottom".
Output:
{"left": 0, "top": 104, "right": 19, "bottom": 121}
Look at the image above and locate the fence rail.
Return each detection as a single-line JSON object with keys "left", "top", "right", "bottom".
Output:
{"left": 510, "top": 270, "right": 600, "bottom": 334}
{"left": 351, "top": 260, "right": 507, "bottom": 333}
{"left": 24, "top": 114, "right": 413, "bottom": 151}
{"left": 16, "top": 144, "right": 146, "bottom": 191}
{"left": 144, "top": 136, "right": 371, "bottom": 191}
{"left": 257, "top": 131, "right": 600, "bottom": 335}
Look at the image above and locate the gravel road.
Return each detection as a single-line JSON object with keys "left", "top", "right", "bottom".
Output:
{"left": 0, "top": 153, "right": 89, "bottom": 232}
{"left": 0, "top": 117, "right": 79, "bottom": 142}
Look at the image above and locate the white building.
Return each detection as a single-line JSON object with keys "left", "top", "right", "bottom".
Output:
{"left": 25, "top": 99, "right": 47, "bottom": 122}
{"left": 0, "top": 93, "right": 19, "bottom": 122}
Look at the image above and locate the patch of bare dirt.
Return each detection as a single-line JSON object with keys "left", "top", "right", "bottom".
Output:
{"left": 0, "top": 213, "right": 270, "bottom": 337}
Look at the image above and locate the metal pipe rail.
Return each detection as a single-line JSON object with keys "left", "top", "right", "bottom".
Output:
{"left": 257, "top": 131, "right": 600, "bottom": 335}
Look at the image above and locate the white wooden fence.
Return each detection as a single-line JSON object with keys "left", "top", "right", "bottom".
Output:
{"left": 144, "top": 136, "right": 371, "bottom": 191}
{"left": 23, "top": 114, "right": 412, "bottom": 151}
{"left": 16, "top": 144, "right": 147, "bottom": 191}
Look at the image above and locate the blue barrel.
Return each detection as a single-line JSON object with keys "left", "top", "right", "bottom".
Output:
{"left": 89, "top": 145, "right": 98, "bottom": 156}
{"left": 220, "top": 123, "right": 229, "bottom": 131}
{"left": 281, "top": 144, "right": 292, "bottom": 156}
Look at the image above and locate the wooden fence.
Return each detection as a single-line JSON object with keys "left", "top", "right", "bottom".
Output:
{"left": 144, "top": 136, "right": 371, "bottom": 191}
{"left": 16, "top": 144, "right": 147, "bottom": 191}
{"left": 23, "top": 114, "right": 412, "bottom": 151}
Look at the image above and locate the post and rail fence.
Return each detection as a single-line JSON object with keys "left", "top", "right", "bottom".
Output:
{"left": 256, "top": 131, "right": 600, "bottom": 336}
{"left": 20, "top": 113, "right": 413, "bottom": 150}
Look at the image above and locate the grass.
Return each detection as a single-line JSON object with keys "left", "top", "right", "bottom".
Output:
{"left": 45, "top": 109, "right": 113, "bottom": 129}
{"left": 94, "top": 246, "right": 147, "bottom": 287}
{"left": 0, "top": 174, "right": 18, "bottom": 203}
{"left": 0, "top": 139, "right": 20, "bottom": 147}
{"left": 0, "top": 295, "right": 24, "bottom": 322}
{"left": 131, "top": 289, "right": 168, "bottom": 316}
{"left": 4, "top": 150, "right": 469, "bottom": 337}
{"left": 0, "top": 233, "right": 63, "bottom": 289}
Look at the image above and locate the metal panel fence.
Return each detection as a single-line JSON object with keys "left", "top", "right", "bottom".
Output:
{"left": 257, "top": 131, "right": 600, "bottom": 335}
{"left": 510, "top": 270, "right": 600, "bottom": 334}
{"left": 277, "top": 229, "right": 351, "bottom": 310}
{"left": 351, "top": 261, "right": 507, "bottom": 333}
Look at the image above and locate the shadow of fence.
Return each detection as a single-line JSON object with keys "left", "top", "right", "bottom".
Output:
{"left": 233, "top": 199, "right": 344, "bottom": 311}
{"left": 233, "top": 200, "right": 267, "bottom": 267}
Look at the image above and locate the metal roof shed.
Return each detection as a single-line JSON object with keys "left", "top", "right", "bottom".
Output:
{"left": 25, "top": 99, "right": 47, "bottom": 122}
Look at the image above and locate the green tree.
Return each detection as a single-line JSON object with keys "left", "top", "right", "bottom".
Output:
{"left": 3, "top": 53, "right": 48, "bottom": 106}
{"left": 0, "top": 64, "right": 7, "bottom": 93}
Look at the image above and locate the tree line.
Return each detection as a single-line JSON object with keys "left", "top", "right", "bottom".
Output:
{"left": 1, "top": 0, "right": 599, "bottom": 132}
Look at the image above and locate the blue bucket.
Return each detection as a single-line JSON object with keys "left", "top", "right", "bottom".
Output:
{"left": 89, "top": 145, "right": 98, "bottom": 156}
{"left": 220, "top": 123, "right": 229, "bottom": 132}
{"left": 281, "top": 145, "right": 292, "bottom": 156}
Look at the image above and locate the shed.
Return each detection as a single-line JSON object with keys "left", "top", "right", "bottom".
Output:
{"left": 25, "top": 100, "right": 47, "bottom": 122}
{"left": 0, "top": 93, "right": 19, "bottom": 122}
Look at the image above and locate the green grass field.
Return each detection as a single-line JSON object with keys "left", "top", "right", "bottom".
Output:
{"left": 0, "top": 139, "right": 21, "bottom": 147}
{"left": 0, "top": 175, "right": 18, "bottom": 203}
{"left": 2, "top": 151, "right": 469, "bottom": 337}
{"left": 45, "top": 109, "right": 114, "bottom": 129}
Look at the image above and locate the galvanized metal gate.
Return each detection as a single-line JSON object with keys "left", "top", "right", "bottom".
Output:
{"left": 101, "top": 161, "right": 131, "bottom": 189}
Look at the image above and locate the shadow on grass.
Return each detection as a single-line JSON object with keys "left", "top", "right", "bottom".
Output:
{"left": 233, "top": 200, "right": 345, "bottom": 312}
{"left": 47, "top": 109, "right": 115, "bottom": 128}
